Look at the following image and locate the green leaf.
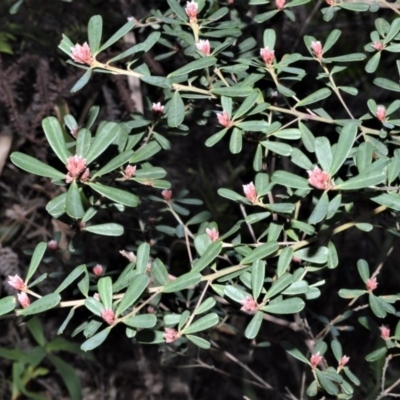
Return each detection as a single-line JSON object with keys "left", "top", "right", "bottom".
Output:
{"left": 251, "top": 260, "right": 265, "bottom": 299}
{"left": 291, "top": 148, "right": 314, "bottom": 170}
{"left": 245, "top": 311, "right": 263, "bottom": 339}
{"left": 295, "top": 88, "right": 331, "bottom": 108}
{"left": 57, "top": 308, "right": 76, "bottom": 335}
{"left": 339, "top": 2, "right": 368, "bottom": 11}
{"left": 384, "top": 18, "right": 400, "bottom": 44}
{"left": 46, "top": 193, "right": 67, "bottom": 218}
{"left": 272, "top": 171, "right": 310, "bottom": 189}
{"left": 277, "top": 247, "right": 293, "bottom": 277}
{"left": 167, "top": 91, "right": 185, "bottom": 128}
{"left": 66, "top": 181, "right": 85, "bottom": 219}
{"left": 306, "top": 380, "right": 318, "bottom": 397}
{"left": 265, "top": 273, "right": 293, "bottom": 299}
{"left": 263, "top": 28, "right": 276, "bottom": 49}
{"left": 330, "top": 123, "right": 357, "bottom": 175}
{"left": 242, "top": 242, "right": 279, "bottom": 264}
{"left": 327, "top": 241, "right": 338, "bottom": 269}
{"left": 293, "top": 246, "right": 328, "bottom": 263}
{"left": 218, "top": 188, "right": 245, "bottom": 202}
{"left": 76, "top": 128, "right": 91, "bottom": 158}
{"left": 182, "top": 313, "right": 219, "bottom": 334}
{"left": 195, "top": 297, "right": 216, "bottom": 315}
{"left": 365, "top": 347, "right": 387, "bottom": 362}
{"left": 369, "top": 293, "right": 387, "bottom": 318}
{"left": 338, "top": 289, "right": 366, "bottom": 299}
{"left": 357, "top": 259, "right": 370, "bottom": 283}
{"left": 187, "top": 211, "right": 212, "bottom": 226}
{"left": 374, "top": 77, "right": 400, "bottom": 92}
{"left": 71, "top": 69, "right": 92, "bottom": 93}
{"left": 331, "top": 340, "right": 342, "bottom": 361}
{"left": 323, "top": 29, "right": 341, "bottom": 53}
{"left": 315, "top": 369, "right": 339, "bottom": 396}
{"left": 84, "top": 223, "right": 124, "bottom": 236}
{"left": 81, "top": 327, "right": 112, "bottom": 351}
{"left": 98, "top": 277, "right": 113, "bottom": 309}
{"left": 277, "top": 83, "right": 296, "bottom": 97}
{"left": 167, "top": 0, "right": 188, "bottom": 21}
{"left": 336, "top": 170, "right": 386, "bottom": 190}
{"left": 85, "top": 105, "right": 100, "bottom": 129}
{"left": 233, "top": 91, "right": 259, "bottom": 119}
{"left": 92, "top": 150, "right": 133, "bottom": 178}
{"left": 262, "top": 141, "right": 292, "bottom": 156}
{"left": 224, "top": 285, "right": 249, "bottom": 302}
{"left": 343, "top": 367, "right": 360, "bottom": 386}
{"left": 371, "top": 192, "right": 400, "bottom": 211}
{"left": 366, "top": 52, "right": 381, "bottom": 74}
{"left": 86, "top": 122, "right": 120, "bottom": 164}
{"left": 135, "top": 243, "right": 150, "bottom": 274}
{"left": 84, "top": 298, "right": 104, "bottom": 316}
{"left": 162, "top": 272, "right": 202, "bottom": 293}
{"left": 42, "top": 117, "right": 71, "bottom": 163}
{"left": 89, "top": 183, "right": 138, "bottom": 207}
{"left": 192, "top": 241, "right": 223, "bottom": 272}
{"left": 255, "top": 10, "right": 279, "bottom": 23}
{"left": 98, "top": 20, "right": 135, "bottom": 53}
{"left": 0, "top": 296, "right": 16, "bottom": 316}
{"left": 55, "top": 264, "right": 86, "bottom": 294}
{"left": 10, "top": 152, "right": 65, "bottom": 180}
{"left": 130, "top": 141, "right": 162, "bottom": 163}
{"left": 281, "top": 341, "right": 310, "bottom": 364}
{"left": 229, "top": 127, "right": 242, "bottom": 154}
{"left": 116, "top": 274, "right": 149, "bottom": 315}
{"left": 123, "top": 314, "right": 157, "bottom": 329}
{"left": 211, "top": 87, "right": 253, "bottom": 97}
{"left": 186, "top": 335, "right": 211, "bottom": 349}
{"left": 169, "top": 57, "right": 217, "bottom": 77}
{"left": 206, "top": 129, "right": 228, "bottom": 147}
{"left": 19, "top": 293, "right": 61, "bottom": 316}
{"left": 151, "top": 258, "right": 169, "bottom": 285}
{"left": 26, "top": 242, "right": 47, "bottom": 284}
{"left": 88, "top": 15, "right": 102, "bottom": 53}
{"left": 315, "top": 136, "right": 332, "bottom": 172}
{"left": 308, "top": 192, "right": 329, "bottom": 224}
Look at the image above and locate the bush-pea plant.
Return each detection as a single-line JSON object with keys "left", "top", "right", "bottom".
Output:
{"left": 3, "top": 0, "right": 400, "bottom": 398}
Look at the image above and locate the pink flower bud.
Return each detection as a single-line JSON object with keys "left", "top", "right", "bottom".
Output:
{"left": 7, "top": 275, "right": 27, "bottom": 291}
{"left": 70, "top": 126, "right": 79, "bottom": 138}
{"left": 127, "top": 16, "right": 137, "bottom": 23}
{"left": 152, "top": 102, "right": 165, "bottom": 116}
{"left": 366, "top": 277, "right": 378, "bottom": 291}
{"left": 47, "top": 240, "right": 58, "bottom": 250}
{"left": 164, "top": 328, "right": 180, "bottom": 343}
{"left": 260, "top": 47, "right": 275, "bottom": 66}
{"left": 217, "top": 111, "right": 232, "bottom": 127}
{"left": 276, "top": 0, "right": 285, "bottom": 10}
{"left": 124, "top": 164, "right": 137, "bottom": 179}
{"left": 93, "top": 264, "right": 104, "bottom": 277}
{"left": 310, "top": 352, "right": 323, "bottom": 368}
{"left": 243, "top": 182, "right": 258, "bottom": 203}
{"left": 205, "top": 227, "right": 219, "bottom": 242}
{"left": 66, "top": 155, "right": 87, "bottom": 183}
{"left": 311, "top": 41, "right": 323, "bottom": 59}
{"left": 376, "top": 106, "right": 386, "bottom": 122}
{"left": 240, "top": 296, "right": 258, "bottom": 313}
{"left": 326, "top": 0, "right": 336, "bottom": 5}
{"left": 162, "top": 190, "right": 172, "bottom": 202}
{"left": 339, "top": 355, "right": 350, "bottom": 367}
{"left": 196, "top": 39, "right": 211, "bottom": 56}
{"left": 93, "top": 293, "right": 100, "bottom": 300}
{"left": 17, "top": 292, "right": 30, "bottom": 308}
{"left": 70, "top": 42, "right": 93, "bottom": 65}
{"left": 185, "top": 0, "right": 199, "bottom": 20}
{"left": 307, "top": 166, "right": 332, "bottom": 190}
{"left": 380, "top": 326, "right": 390, "bottom": 340}
{"left": 80, "top": 168, "right": 90, "bottom": 181}
{"left": 101, "top": 308, "right": 115, "bottom": 325}
{"left": 372, "top": 42, "right": 384, "bottom": 51}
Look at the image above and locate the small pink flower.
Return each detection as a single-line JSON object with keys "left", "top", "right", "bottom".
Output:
{"left": 101, "top": 308, "right": 115, "bottom": 325}
{"left": 217, "top": 111, "right": 232, "bottom": 128}
{"left": 240, "top": 296, "right": 258, "bottom": 312}
{"left": 376, "top": 106, "right": 386, "bottom": 122}
{"left": 372, "top": 42, "right": 384, "bottom": 51}
{"left": 162, "top": 190, "right": 172, "bottom": 202}
{"left": 127, "top": 16, "right": 137, "bottom": 22}
{"left": 310, "top": 352, "right": 323, "bottom": 368}
{"left": 339, "top": 355, "right": 350, "bottom": 367}
{"left": 260, "top": 47, "right": 275, "bottom": 66}
{"left": 70, "top": 42, "right": 93, "bottom": 65}
{"left": 276, "top": 0, "right": 285, "bottom": 10}
{"left": 47, "top": 240, "right": 58, "bottom": 250}
{"left": 307, "top": 166, "right": 332, "bottom": 190}
{"left": 380, "top": 326, "right": 390, "bottom": 340}
{"left": 206, "top": 227, "right": 219, "bottom": 242}
{"left": 80, "top": 168, "right": 90, "bottom": 181}
{"left": 124, "top": 164, "right": 137, "bottom": 179}
{"left": 164, "top": 328, "right": 180, "bottom": 343}
{"left": 185, "top": 0, "right": 199, "bottom": 20}
{"left": 366, "top": 277, "right": 378, "bottom": 291}
{"left": 93, "top": 264, "right": 104, "bottom": 277}
{"left": 7, "top": 275, "right": 27, "bottom": 291}
{"left": 196, "top": 39, "right": 211, "bottom": 56}
{"left": 93, "top": 293, "right": 100, "bottom": 300}
{"left": 311, "top": 41, "right": 323, "bottom": 59}
{"left": 152, "top": 102, "right": 165, "bottom": 116}
{"left": 243, "top": 182, "right": 258, "bottom": 203}
{"left": 326, "top": 0, "right": 336, "bottom": 5}
{"left": 66, "top": 155, "right": 87, "bottom": 183}
{"left": 17, "top": 292, "right": 30, "bottom": 308}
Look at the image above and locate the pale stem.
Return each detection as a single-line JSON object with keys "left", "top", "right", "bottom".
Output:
{"left": 117, "top": 289, "right": 161, "bottom": 322}
{"left": 240, "top": 204, "right": 257, "bottom": 242}
{"left": 172, "top": 83, "right": 214, "bottom": 97}
{"left": 213, "top": 68, "right": 230, "bottom": 87}
{"left": 93, "top": 61, "right": 142, "bottom": 78}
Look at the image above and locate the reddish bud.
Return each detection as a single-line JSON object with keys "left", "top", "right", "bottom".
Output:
{"left": 162, "top": 190, "right": 172, "bottom": 202}
{"left": 66, "top": 155, "right": 87, "bottom": 183}
{"left": 240, "top": 296, "right": 258, "bottom": 313}
{"left": 7, "top": 275, "right": 27, "bottom": 291}
{"left": 93, "top": 264, "right": 104, "bottom": 277}
{"left": 196, "top": 39, "right": 211, "bottom": 56}
{"left": 152, "top": 102, "right": 165, "bottom": 116}
{"left": 326, "top": 0, "right": 336, "bottom": 5}
{"left": 380, "top": 326, "right": 390, "bottom": 340}
{"left": 372, "top": 42, "right": 384, "bottom": 51}
{"left": 307, "top": 166, "right": 332, "bottom": 190}
{"left": 93, "top": 293, "right": 100, "bottom": 300}
{"left": 70, "top": 42, "right": 93, "bottom": 65}
{"left": 124, "top": 164, "right": 137, "bottom": 179}
{"left": 206, "top": 227, "right": 219, "bottom": 242}
{"left": 311, "top": 41, "right": 323, "bottom": 59}
{"left": 217, "top": 111, "right": 232, "bottom": 127}
{"left": 185, "top": 0, "right": 199, "bottom": 20}
{"left": 260, "top": 47, "right": 275, "bottom": 66}
{"left": 366, "top": 277, "right": 378, "bottom": 291}
{"left": 376, "top": 106, "right": 386, "bottom": 122}
{"left": 276, "top": 0, "right": 285, "bottom": 10}
{"left": 80, "top": 168, "right": 90, "bottom": 181}
{"left": 164, "top": 328, "right": 180, "bottom": 343}
{"left": 47, "top": 240, "right": 58, "bottom": 250}
{"left": 243, "top": 182, "right": 258, "bottom": 203}
{"left": 339, "top": 355, "right": 350, "bottom": 367}
{"left": 17, "top": 292, "right": 30, "bottom": 308}
{"left": 101, "top": 308, "right": 115, "bottom": 325}
{"left": 310, "top": 352, "right": 323, "bottom": 368}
